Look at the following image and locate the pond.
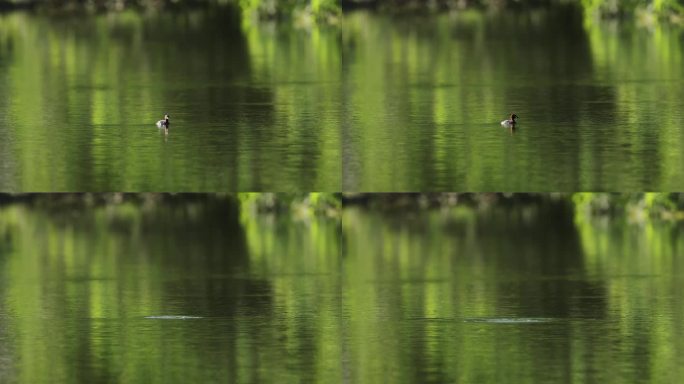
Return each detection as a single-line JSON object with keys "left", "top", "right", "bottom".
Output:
{"left": 341, "top": 6, "right": 684, "bottom": 191}
{"left": 0, "top": 8, "right": 341, "bottom": 191}
{"left": 2, "top": 5, "right": 682, "bottom": 192}
{"left": 0, "top": 197, "right": 342, "bottom": 383}
{"left": 1, "top": 196, "right": 683, "bottom": 383}
{"left": 342, "top": 201, "right": 684, "bottom": 383}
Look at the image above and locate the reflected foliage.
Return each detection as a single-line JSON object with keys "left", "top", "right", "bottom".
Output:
{"left": 573, "top": 192, "right": 684, "bottom": 220}
{"left": 345, "top": 0, "right": 684, "bottom": 21}
{"left": 2, "top": 194, "right": 684, "bottom": 382}
{"left": 239, "top": 0, "right": 340, "bottom": 21}
{"left": 0, "top": 196, "right": 342, "bottom": 383}
{"left": 343, "top": 201, "right": 684, "bottom": 383}
{"left": 239, "top": 192, "right": 341, "bottom": 217}
{"left": 341, "top": 7, "right": 684, "bottom": 191}
{"left": 344, "top": 192, "right": 684, "bottom": 221}
{"left": 0, "top": 7, "right": 341, "bottom": 191}
{"left": 581, "top": 0, "right": 684, "bottom": 20}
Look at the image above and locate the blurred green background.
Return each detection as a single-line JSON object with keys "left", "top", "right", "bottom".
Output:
{"left": 1, "top": 193, "right": 684, "bottom": 382}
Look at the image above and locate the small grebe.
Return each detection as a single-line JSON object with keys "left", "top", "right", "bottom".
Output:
{"left": 156, "top": 114, "right": 170, "bottom": 128}
{"left": 500, "top": 113, "right": 518, "bottom": 128}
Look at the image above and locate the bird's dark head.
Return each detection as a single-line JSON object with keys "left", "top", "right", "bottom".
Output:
{"left": 510, "top": 113, "right": 518, "bottom": 121}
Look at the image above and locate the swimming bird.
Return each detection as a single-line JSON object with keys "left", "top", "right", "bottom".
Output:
{"left": 156, "top": 114, "right": 170, "bottom": 128}
{"left": 500, "top": 113, "right": 518, "bottom": 128}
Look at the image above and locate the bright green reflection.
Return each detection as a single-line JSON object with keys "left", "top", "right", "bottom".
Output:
{"left": 0, "top": 197, "right": 342, "bottom": 383}
{"left": 3, "top": 196, "right": 684, "bottom": 383}
{"left": 343, "top": 202, "right": 684, "bottom": 383}
{"left": 341, "top": 7, "right": 684, "bottom": 191}
{"left": 0, "top": 8, "right": 340, "bottom": 191}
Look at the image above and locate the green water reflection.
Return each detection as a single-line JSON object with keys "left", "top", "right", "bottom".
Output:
{"left": 0, "top": 8, "right": 340, "bottom": 191}
{"left": 2, "top": 197, "right": 684, "bottom": 383}
{"left": 0, "top": 5, "right": 682, "bottom": 191}
{"left": 0, "top": 197, "right": 342, "bottom": 383}
{"left": 343, "top": 202, "right": 684, "bottom": 383}
{"left": 341, "top": 7, "right": 684, "bottom": 191}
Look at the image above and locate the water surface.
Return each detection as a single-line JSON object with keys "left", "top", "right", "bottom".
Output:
{"left": 0, "top": 197, "right": 342, "bottom": 383}
{"left": 342, "top": 202, "right": 684, "bottom": 383}
{"left": 341, "top": 7, "right": 684, "bottom": 191}
{"left": 2, "top": 6, "right": 682, "bottom": 191}
{"left": 0, "top": 8, "right": 341, "bottom": 191}
{"left": 1, "top": 198, "right": 683, "bottom": 382}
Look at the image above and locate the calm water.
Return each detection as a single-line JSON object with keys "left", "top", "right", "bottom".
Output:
{"left": 1, "top": 197, "right": 683, "bottom": 382}
{"left": 1, "top": 6, "right": 683, "bottom": 192}
{"left": 0, "top": 8, "right": 341, "bottom": 191}
{"left": 341, "top": 7, "right": 684, "bottom": 191}
{"left": 0, "top": 197, "right": 342, "bottom": 383}
{"left": 343, "top": 202, "right": 684, "bottom": 383}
